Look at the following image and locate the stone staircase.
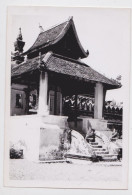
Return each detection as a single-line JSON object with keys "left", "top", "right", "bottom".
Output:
{"left": 88, "top": 138, "right": 118, "bottom": 162}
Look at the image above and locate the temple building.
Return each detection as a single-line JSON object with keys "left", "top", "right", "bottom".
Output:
{"left": 10, "top": 17, "right": 122, "bottom": 161}
{"left": 11, "top": 17, "right": 121, "bottom": 119}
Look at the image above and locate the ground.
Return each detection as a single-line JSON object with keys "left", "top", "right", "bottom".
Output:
{"left": 10, "top": 159, "right": 122, "bottom": 182}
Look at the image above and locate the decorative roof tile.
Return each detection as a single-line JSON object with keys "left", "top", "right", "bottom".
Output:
{"left": 11, "top": 56, "right": 40, "bottom": 77}
{"left": 26, "top": 21, "right": 68, "bottom": 53}
{"left": 11, "top": 52, "right": 121, "bottom": 89}
{"left": 23, "top": 17, "right": 88, "bottom": 58}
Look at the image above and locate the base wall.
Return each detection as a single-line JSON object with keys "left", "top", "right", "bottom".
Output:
{"left": 9, "top": 115, "right": 68, "bottom": 161}
{"left": 68, "top": 117, "right": 108, "bottom": 137}
{"left": 9, "top": 115, "right": 111, "bottom": 162}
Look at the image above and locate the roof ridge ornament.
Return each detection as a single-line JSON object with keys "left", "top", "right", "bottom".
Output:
{"left": 38, "top": 52, "right": 45, "bottom": 71}
{"left": 86, "top": 50, "right": 89, "bottom": 56}
{"left": 39, "top": 23, "right": 44, "bottom": 33}
{"left": 39, "top": 52, "right": 53, "bottom": 71}
{"left": 68, "top": 16, "right": 73, "bottom": 21}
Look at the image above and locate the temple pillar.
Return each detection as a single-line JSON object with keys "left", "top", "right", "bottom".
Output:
{"left": 102, "top": 89, "right": 106, "bottom": 118}
{"left": 94, "top": 82, "right": 104, "bottom": 119}
{"left": 38, "top": 71, "right": 49, "bottom": 116}
{"left": 75, "top": 94, "right": 78, "bottom": 127}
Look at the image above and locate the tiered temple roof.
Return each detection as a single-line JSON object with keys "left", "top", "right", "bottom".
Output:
{"left": 23, "top": 17, "right": 88, "bottom": 59}
{"left": 11, "top": 17, "right": 121, "bottom": 90}
{"left": 11, "top": 52, "right": 121, "bottom": 90}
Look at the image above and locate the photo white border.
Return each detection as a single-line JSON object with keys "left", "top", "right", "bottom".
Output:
{"left": 0, "top": 0, "right": 132, "bottom": 195}
{"left": 3, "top": 6, "right": 130, "bottom": 189}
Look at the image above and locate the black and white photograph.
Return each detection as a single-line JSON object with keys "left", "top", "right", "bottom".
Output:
{"left": 4, "top": 6, "right": 130, "bottom": 189}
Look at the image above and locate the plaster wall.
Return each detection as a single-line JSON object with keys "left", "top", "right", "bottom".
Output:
{"left": 11, "top": 83, "right": 28, "bottom": 116}
{"left": 9, "top": 115, "right": 68, "bottom": 161}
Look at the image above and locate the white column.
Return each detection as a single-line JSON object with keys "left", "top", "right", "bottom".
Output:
{"left": 94, "top": 82, "right": 104, "bottom": 119}
{"left": 38, "top": 71, "right": 49, "bottom": 116}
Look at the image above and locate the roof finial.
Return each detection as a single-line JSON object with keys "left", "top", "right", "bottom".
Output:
{"left": 19, "top": 27, "right": 21, "bottom": 34}
{"left": 17, "top": 27, "right": 23, "bottom": 40}
{"left": 68, "top": 16, "right": 73, "bottom": 21}
{"left": 39, "top": 23, "right": 44, "bottom": 33}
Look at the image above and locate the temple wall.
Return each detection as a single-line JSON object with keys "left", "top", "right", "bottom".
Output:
{"left": 9, "top": 115, "right": 68, "bottom": 161}
{"left": 9, "top": 115, "right": 41, "bottom": 161}
{"left": 11, "top": 84, "right": 28, "bottom": 116}
{"left": 84, "top": 118, "right": 108, "bottom": 131}
{"left": 39, "top": 125, "right": 64, "bottom": 160}
{"left": 9, "top": 114, "right": 113, "bottom": 162}
{"left": 39, "top": 115, "right": 68, "bottom": 160}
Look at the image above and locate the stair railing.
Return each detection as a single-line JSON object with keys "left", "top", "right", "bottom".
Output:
{"left": 95, "top": 131, "right": 110, "bottom": 151}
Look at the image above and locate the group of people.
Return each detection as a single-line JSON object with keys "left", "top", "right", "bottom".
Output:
{"left": 63, "top": 95, "right": 94, "bottom": 116}
{"left": 84, "top": 122, "right": 122, "bottom": 144}
{"left": 110, "top": 126, "right": 122, "bottom": 140}
{"left": 104, "top": 101, "right": 123, "bottom": 114}
{"left": 63, "top": 96, "right": 123, "bottom": 114}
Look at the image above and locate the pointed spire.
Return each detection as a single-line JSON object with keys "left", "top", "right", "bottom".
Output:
{"left": 17, "top": 27, "right": 23, "bottom": 40}
{"left": 39, "top": 23, "right": 44, "bottom": 33}
{"left": 12, "top": 28, "right": 25, "bottom": 64}
{"left": 14, "top": 28, "right": 25, "bottom": 53}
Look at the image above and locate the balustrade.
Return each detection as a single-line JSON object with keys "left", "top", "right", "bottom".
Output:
{"left": 63, "top": 96, "right": 122, "bottom": 121}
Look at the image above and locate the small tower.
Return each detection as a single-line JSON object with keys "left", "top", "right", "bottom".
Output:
{"left": 12, "top": 28, "right": 25, "bottom": 64}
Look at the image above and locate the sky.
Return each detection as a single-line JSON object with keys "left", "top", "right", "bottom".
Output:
{"left": 10, "top": 7, "right": 130, "bottom": 103}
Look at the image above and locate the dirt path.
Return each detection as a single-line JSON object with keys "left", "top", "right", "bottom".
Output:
{"left": 9, "top": 159, "right": 122, "bottom": 182}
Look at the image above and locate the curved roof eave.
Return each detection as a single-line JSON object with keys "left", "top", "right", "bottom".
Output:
{"left": 50, "top": 18, "right": 89, "bottom": 58}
